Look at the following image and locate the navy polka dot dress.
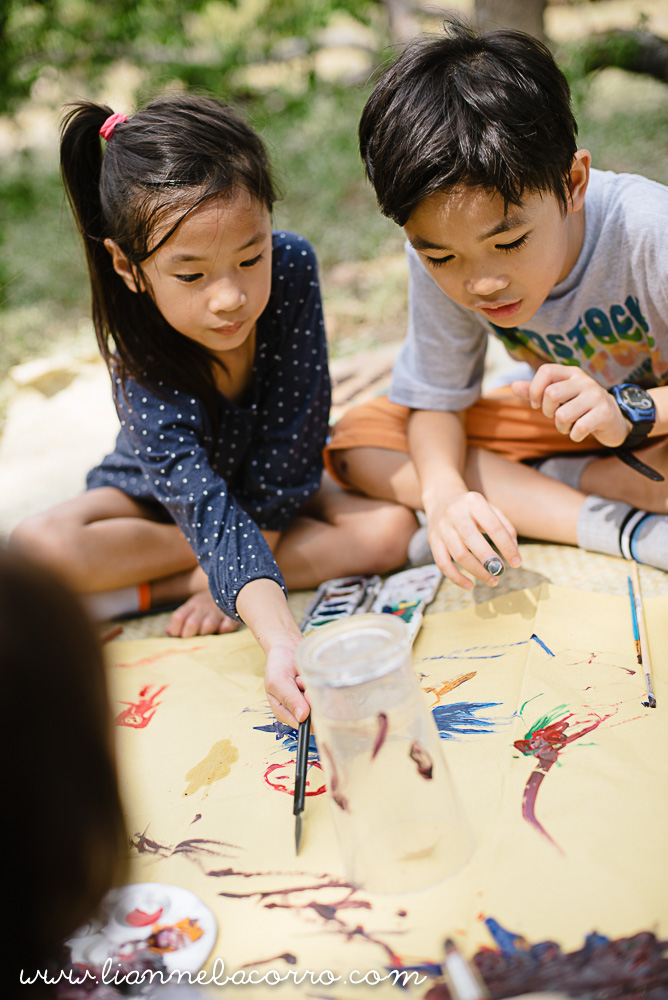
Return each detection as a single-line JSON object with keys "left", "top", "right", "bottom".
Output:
{"left": 87, "top": 233, "right": 331, "bottom": 620}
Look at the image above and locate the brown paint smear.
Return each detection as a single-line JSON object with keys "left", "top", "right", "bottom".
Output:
{"left": 183, "top": 739, "right": 239, "bottom": 797}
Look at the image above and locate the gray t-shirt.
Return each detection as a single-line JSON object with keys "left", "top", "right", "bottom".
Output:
{"left": 390, "top": 168, "right": 668, "bottom": 411}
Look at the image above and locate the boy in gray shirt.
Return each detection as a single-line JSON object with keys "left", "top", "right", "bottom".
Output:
{"left": 324, "top": 20, "right": 668, "bottom": 589}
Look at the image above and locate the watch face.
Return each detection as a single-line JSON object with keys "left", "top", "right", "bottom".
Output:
{"left": 620, "top": 386, "right": 654, "bottom": 411}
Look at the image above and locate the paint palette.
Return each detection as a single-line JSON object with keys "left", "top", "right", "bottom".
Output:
{"left": 369, "top": 564, "right": 443, "bottom": 643}
{"left": 299, "top": 564, "right": 442, "bottom": 643}
{"left": 66, "top": 882, "right": 217, "bottom": 975}
{"left": 300, "top": 574, "right": 381, "bottom": 633}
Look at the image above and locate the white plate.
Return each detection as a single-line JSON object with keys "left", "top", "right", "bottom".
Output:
{"left": 67, "top": 882, "right": 218, "bottom": 975}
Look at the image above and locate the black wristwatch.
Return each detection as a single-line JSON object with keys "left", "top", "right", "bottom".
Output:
{"left": 607, "top": 383, "right": 663, "bottom": 481}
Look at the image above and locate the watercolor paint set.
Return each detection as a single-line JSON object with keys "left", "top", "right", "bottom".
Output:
{"left": 299, "top": 574, "right": 382, "bottom": 632}
{"left": 368, "top": 563, "right": 443, "bottom": 643}
{"left": 300, "top": 563, "right": 442, "bottom": 642}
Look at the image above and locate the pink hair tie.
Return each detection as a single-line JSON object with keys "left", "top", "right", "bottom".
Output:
{"left": 99, "top": 112, "right": 129, "bottom": 141}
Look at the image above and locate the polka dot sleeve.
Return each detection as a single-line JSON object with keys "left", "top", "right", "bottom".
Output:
{"left": 88, "top": 231, "right": 330, "bottom": 620}
{"left": 241, "top": 234, "right": 330, "bottom": 530}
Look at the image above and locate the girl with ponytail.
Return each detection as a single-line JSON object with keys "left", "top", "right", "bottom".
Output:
{"left": 11, "top": 94, "right": 416, "bottom": 726}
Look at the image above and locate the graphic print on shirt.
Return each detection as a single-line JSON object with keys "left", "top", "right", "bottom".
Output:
{"left": 491, "top": 296, "right": 667, "bottom": 387}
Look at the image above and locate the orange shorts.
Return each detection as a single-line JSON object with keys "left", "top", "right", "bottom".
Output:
{"left": 323, "top": 388, "right": 602, "bottom": 485}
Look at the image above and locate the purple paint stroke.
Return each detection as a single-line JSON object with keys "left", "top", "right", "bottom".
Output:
{"left": 409, "top": 740, "right": 434, "bottom": 779}
{"left": 321, "top": 743, "right": 349, "bottom": 811}
{"left": 371, "top": 713, "right": 388, "bottom": 759}
{"left": 239, "top": 953, "right": 297, "bottom": 969}
{"left": 521, "top": 771, "right": 564, "bottom": 855}
{"left": 130, "top": 829, "right": 242, "bottom": 865}
{"left": 216, "top": 877, "right": 360, "bottom": 903}
{"left": 423, "top": 922, "right": 668, "bottom": 999}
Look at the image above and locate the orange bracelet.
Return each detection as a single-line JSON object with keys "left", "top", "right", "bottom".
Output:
{"left": 137, "top": 581, "right": 151, "bottom": 613}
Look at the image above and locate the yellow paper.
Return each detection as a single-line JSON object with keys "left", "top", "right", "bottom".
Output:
{"left": 104, "top": 584, "right": 668, "bottom": 997}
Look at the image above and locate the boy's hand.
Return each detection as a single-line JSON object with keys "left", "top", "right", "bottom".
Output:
{"left": 424, "top": 489, "right": 520, "bottom": 590}
{"left": 512, "top": 364, "right": 630, "bottom": 447}
{"left": 264, "top": 634, "right": 310, "bottom": 729}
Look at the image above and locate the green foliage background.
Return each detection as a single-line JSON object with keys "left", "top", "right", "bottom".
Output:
{"left": 1, "top": 0, "right": 668, "bottom": 385}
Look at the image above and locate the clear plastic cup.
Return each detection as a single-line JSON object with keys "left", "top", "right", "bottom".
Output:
{"left": 296, "top": 613, "right": 473, "bottom": 892}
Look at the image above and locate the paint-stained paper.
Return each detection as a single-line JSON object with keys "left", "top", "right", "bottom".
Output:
{"left": 105, "top": 584, "right": 668, "bottom": 997}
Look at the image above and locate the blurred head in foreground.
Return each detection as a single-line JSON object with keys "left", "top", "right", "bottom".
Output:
{"left": 1, "top": 544, "right": 126, "bottom": 988}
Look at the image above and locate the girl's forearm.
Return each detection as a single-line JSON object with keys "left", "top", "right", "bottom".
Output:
{"left": 235, "top": 577, "right": 301, "bottom": 652}
{"left": 236, "top": 577, "right": 308, "bottom": 727}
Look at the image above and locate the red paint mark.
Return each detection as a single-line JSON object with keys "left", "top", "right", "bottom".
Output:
{"left": 514, "top": 710, "right": 614, "bottom": 850}
{"left": 115, "top": 684, "right": 167, "bottom": 728}
{"left": 263, "top": 760, "right": 326, "bottom": 796}
{"left": 115, "top": 646, "right": 206, "bottom": 668}
{"left": 126, "top": 907, "right": 163, "bottom": 927}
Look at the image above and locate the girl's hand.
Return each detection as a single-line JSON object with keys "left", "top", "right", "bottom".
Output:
{"left": 424, "top": 489, "right": 519, "bottom": 590}
{"left": 512, "top": 364, "right": 630, "bottom": 447}
{"left": 264, "top": 633, "right": 310, "bottom": 729}
{"left": 235, "top": 578, "right": 309, "bottom": 728}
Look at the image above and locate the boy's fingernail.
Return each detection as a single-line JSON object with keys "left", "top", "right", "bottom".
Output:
{"left": 511, "top": 557, "right": 522, "bottom": 567}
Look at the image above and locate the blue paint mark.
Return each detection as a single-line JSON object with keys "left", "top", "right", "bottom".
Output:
{"left": 385, "top": 960, "right": 441, "bottom": 980}
{"left": 423, "top": 639, "right": 533, "bottom": 661}
{"left": 484, "top": 917, "right": 528, "bottom": 954}
{"left": 254, "top": 719, "right": 293, "bottom": 741}
{"left": 253, "top": 720, "right": 319, "bottom": 760}
{"left": 530, "top": 633, "right": 555, "bottom": 656}
{"left": 432, "top": 702, "right": 503, "bottom": 740}
{"left": 583, "top": 931, "right": 610, "bottom": 952}
{"left": 425, "top": 652, "right": 505, "bottom": 660}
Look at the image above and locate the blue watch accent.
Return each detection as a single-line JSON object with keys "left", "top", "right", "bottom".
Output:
{"left": 608, "top": 383, "right": 655, "bottom": 448}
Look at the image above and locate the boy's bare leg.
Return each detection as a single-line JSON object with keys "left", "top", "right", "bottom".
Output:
{"left": 273, "top": 474, "right": 418, "bottom": 589}
{"left": 579, "top": 439, "right": 668, "bottom": 513}
{"left": 10, "top": 488, "right": 238, "bottom": 637}
{"left": 328, "top": 446, "right": 584, "bottom": 545}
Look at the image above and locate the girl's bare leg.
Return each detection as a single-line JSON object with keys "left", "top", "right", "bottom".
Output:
{"left": 328, "top": 446, "right": 585, "bottom": 544}
{"left": 10, "top": 488, "right": 237, "bottom": 637}
{"left": 273, "top": 474, "right": 418, "bottom": 588}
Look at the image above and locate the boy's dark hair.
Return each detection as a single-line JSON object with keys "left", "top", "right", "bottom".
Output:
{"left": 359, "top": 19, "right": 578, "bottom": 226}
{"left": 60, "top": 94, "right": 278, "bottom": 417}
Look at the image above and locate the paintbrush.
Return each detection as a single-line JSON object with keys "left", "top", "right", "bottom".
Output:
{"left": 442, "top": 938, "right": 490, "bottom": 1000}
{"left": 630, "top": 562, "right": 657, "bottom": 708}
{"left": 294, "top": 714, "right": 311, "bottom": 854}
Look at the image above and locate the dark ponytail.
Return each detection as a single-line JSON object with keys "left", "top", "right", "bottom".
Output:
{"left": 60, "top": 102, "right": 144, "bottom": 380}
{"left": 59, "top": 95, "right": 278, "bottom": 417}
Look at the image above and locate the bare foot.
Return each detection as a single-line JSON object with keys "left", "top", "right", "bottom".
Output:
{"left": 165, "top": 590, "right": 240, "bottom": 638}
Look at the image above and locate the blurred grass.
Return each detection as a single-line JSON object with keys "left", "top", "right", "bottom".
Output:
{"left": 2, "top": 38, "right": 668, "bottom": 390}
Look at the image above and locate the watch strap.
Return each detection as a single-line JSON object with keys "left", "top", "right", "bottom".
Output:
{"left": 624, "top": 422, "right": 654, "bottom": 449}
{"left": 612, "top": 447, "right": 665, "bottom": 482}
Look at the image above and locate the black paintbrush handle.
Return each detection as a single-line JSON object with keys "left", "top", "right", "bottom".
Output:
{"left": 293, "top": 716, "right": 311, "bottom": 816}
